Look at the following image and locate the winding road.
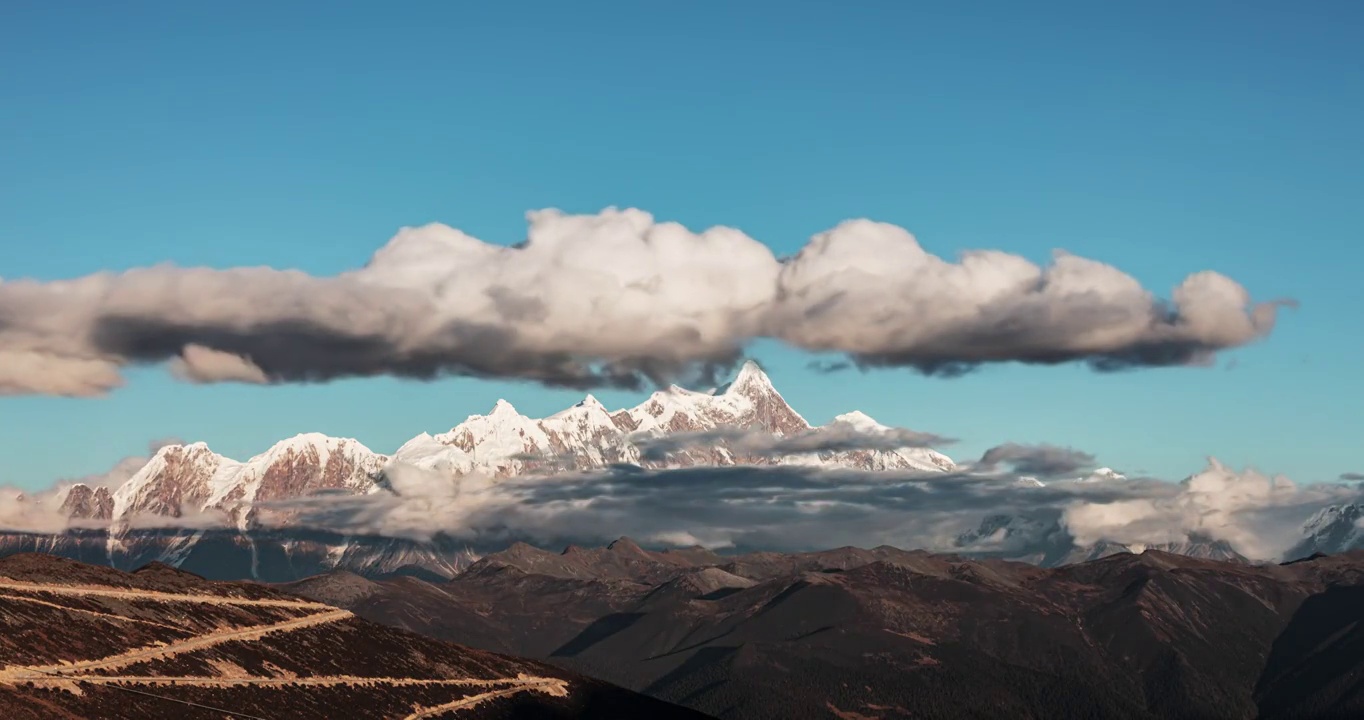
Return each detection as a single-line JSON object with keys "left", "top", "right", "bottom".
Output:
{"left": 0, "top": 576, "right": 571, "bottom": 717}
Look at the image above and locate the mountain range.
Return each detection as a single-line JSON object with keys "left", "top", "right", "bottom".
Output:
{"left": 9, "top": 543, "right": 1364, "bottom": 718}
{"left": 0, "top": 362, "right": 957, "bottom": 581}
{"left": 3, "top": 362, "right": 1360, "bottom": 582}
{"left": 283, "top": 539, "right": 1364, "bottom": 720}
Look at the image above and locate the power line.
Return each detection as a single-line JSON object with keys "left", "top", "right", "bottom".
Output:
{"left": 19, "top": 668, "right": 271, "bottom": 720}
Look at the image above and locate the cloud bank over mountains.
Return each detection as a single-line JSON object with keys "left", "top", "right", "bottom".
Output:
{"left": 264, "top": 458, "right": 1358, "bottom": 562}
{"left": 630, "top": 420, "right": 955, "bottom": 463}
{"left": 0, "top": 208, "right": 1289, "bottom": 396}
{"left": 5, "top": 433, "right": 1355, "bottom": 564}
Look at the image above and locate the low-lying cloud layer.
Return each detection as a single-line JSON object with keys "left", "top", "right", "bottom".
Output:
{"left": 1060, "top": 460, "right": 1346, "bottom": 560}
{"left": 3, "top": 438, "right": 1357, "bottom": 562}
{"left": 0, "top": 208, "right": 1289, "bottom": 396}
{"left": 258, "top": 458, "right": 1358, "bottom": 562}
{"left": 0, "top": 438, "right": 180, "bottom": 534}
{"left": 630, "top": 421, "right": 955, "bottom": 463}
{"left": 973, "top": 443, "right": 1097, "bottom": 479}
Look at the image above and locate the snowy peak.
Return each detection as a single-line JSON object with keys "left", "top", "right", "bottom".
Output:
{"left": 724, "top": 360, "right": 776, "bottom": 397}
{"left": 546, "top": 394, "right": 613, "bottom": 424}
{"left": 488, "top": 399, "right": 519, "bottom": 417}
{"left": 1290, "top": 503, "right": 1364, "bottom": 559}
{"left": 831, "top": 411, "right": 883, "bottom": 431}
{"left": 1076, "top": 467, "right": 1127, "bottom": 483}
{"left": 434, "top": 400, "right": 549, "bottom": 464}
{"left": 627, "top": 389, "right": 702, "bottom": 434}
{"left": 422, "top": 389, "right": 629, "bottom": 475}
{"left": 112, "top": 442, "right": 232, "bottom": 525}
{"left": 244, "top": 433, "right": 386, "bottom": 507}
{"left": 257, "top": 433, "right": 379, "bottom": 465}
{"left": 798, "top": 410, "right": 956, "bottom": 473}
{"left": 578, "top": 394, "right": 605, "bottom": 410}
{"left": 723, "top": 361, "right": 810, "bottom": 436}
{"left": 1303, "top": 504, "right": 1362, "bottom": 536}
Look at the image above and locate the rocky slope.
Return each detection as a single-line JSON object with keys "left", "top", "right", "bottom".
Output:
{"left": 0, "top": 553, "right": 709, "bottom": 719}
{"left": 1253, "top": 578, "right": 1364, "bottom": 719}
{"left": 288, "top": 542, "right": 1364, "bottom": 720}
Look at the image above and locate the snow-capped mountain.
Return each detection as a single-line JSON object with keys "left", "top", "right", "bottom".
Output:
{"left": 806, "top": 410, "right": 955, "bottom": 472}
{"left": 105, "top": 361, "right": 951, "bottom": 530}
{"left": 1286, "top": 504, "right": 1364, "bottom": 559}
{"left": 1, "top": 361, "right": 957, "bottom": 581}
{"left": 392, "top": 361, "right": 952, "bottom": 476}
{"left": 1073, "top": 467, "right": 1127, "bottom": 483}
{"left": 10, "top": 360, "right": 1341, "bottom": 579}
{"left": 110, "top": 434, "right": 386, "bottom": 534}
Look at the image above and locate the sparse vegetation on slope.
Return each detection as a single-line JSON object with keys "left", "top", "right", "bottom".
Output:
{"left": 291, "top": 542, "right": 1364, "bottom": 719}
{"left": 0, "top": 554, "right": 710, "bottom": 719}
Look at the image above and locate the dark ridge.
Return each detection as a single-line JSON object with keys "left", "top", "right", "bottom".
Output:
{"left": 551, "top": 613, "right": 646, "bottom": 658}
{"left": 375, "top": 564, "right": 450, "bottom": 583}
{"left": 278, "top": 545, "right": 1364, "bottom": 720}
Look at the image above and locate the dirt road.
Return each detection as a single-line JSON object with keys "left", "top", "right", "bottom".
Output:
{"left": 0, "top": 577, "right": 573, "bottom": 717}
{"left": 0, "top": 578, "right": 333, "bottom": 609}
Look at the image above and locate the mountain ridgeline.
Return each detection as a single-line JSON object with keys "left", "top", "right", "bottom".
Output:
{"left": 0, "top": 362, "right": 961, "bottom": 581}
{"left": 3, "top": 362, "right": 1361, "bottom": 583}
{"left": 286, "top": 540, "right": 1364, "bottom": 720}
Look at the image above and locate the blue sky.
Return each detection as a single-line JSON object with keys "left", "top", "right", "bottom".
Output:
{"left": 2, "top": 0, "right": 1361, "bottom": 488}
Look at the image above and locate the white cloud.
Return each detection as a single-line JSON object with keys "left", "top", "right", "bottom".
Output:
{"left": 255, "top": 458, "right": 1356, "bottom": 562}
{"left": 0, "top": 350, "right": 124, "bottom": 397}
{"left": 1062, "top": 458, "right": 1350, "bottom": 559}
{"left": 647, "top": 530, "right": 735, "bottom": 550}
{"left": 170, "top": 344, "right": 269, "bottom": 384}
{"left": 631, "top": 420, "right": 954, "bottom": 462}
{"left": 0, "top": 209, "right": 1287, "bottom": 396}
{"left": 0, "top": 487, "right": 73, "bottom": 534}
{"left": 768, "top": 220, "right": 1287, "bottom": 374}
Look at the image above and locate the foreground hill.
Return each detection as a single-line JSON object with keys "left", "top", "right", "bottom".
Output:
{"left": 0, "top": 554, "right": 709, "bottom": 719}
{"left": 289, "top": 542, "right": 1364, "bottom": 720}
